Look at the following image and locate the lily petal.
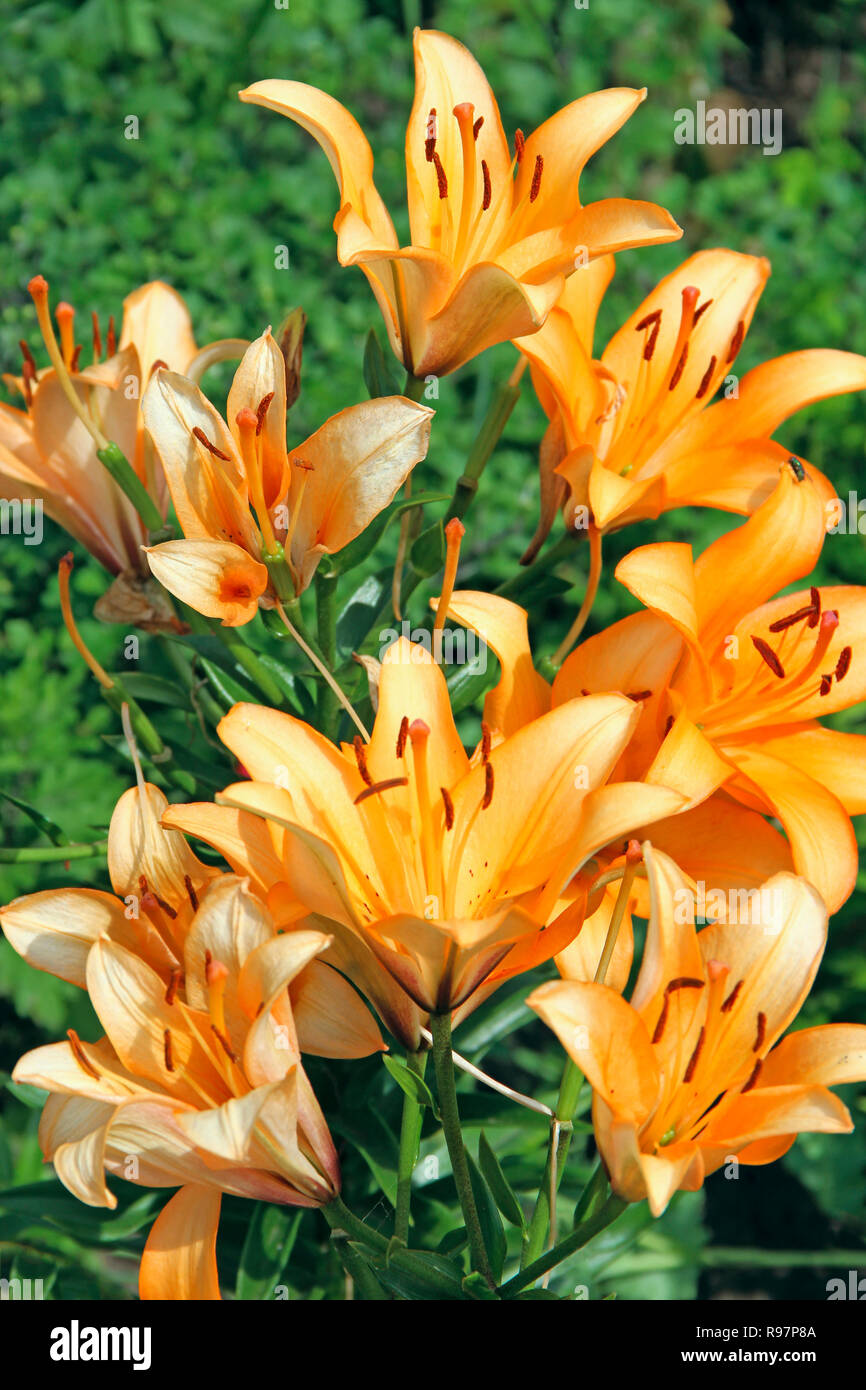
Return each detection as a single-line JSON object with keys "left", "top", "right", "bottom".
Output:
{"left": 139, "top": 1184, "right": 222, "bottom": 1300}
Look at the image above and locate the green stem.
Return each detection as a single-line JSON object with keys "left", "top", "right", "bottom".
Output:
{"left": 102, "top": 685, "right": 196, "bottom": 794}
{"left": 323, "top": 1196, "right": 389, "bottom": 1252}
{"left": 394, "top": 1049, "right": 429, "bottom": 1243}
{"left": 494, "top": 532, "right": 577, "bottom": 599}
{"left": 402, "top": 370, "right": 428, "bottom": 403}
{"left": 501, "top": 1193, "right": 628, "bottom": 1298}
{"left": 97, "top": 442, "right": 164, "bottom": 533}
{"left": 521, "top": 1060, "right": 584, "bottom": 1268}
{"left": 430, "top": 1011, "right": 494, "bottom": 1285}
{"left": 330, "top": 1234, "right": 391, "bottom": 1300}
{"left": 315, "top": 569, "right": 339, "bottom": 738}
{"left": 446, "top": 374, "right": 522, "bottom": 524}
{"left": 0, "top": 839, "right": 109, "bottom": 863}
{"left": 215, "top": 628, "right": 285, "bottom": 707}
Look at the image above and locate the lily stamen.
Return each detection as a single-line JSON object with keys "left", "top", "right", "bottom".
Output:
{"left": 751, "top": 635, "right": 785, "bottom": 679}
{"left": 353, "top": 735, "right": 373, "bottom": 786}
{"left": 721, "top": 978, "right": 743, "bottom": 1013}
{"left": 481, "top": 760, "right": 494, "bottom": 809}
{"left": 192, "top": 425, "right": 232, "bottom": 461}
{"left": 164, "top": 969, "right": 182, "bottom": 1005}
{"left": 683, "top": 1026, "right": 705, "bottom": 1083}
{"left": 424, "top": 107, "right": 437, "bottom": 161}
{"left": 184, "top": 874, "right": 199, "bottom": 912}
{"left": 68, "top": 1029, "right": 101, "bottom": 1080}
{"left": 726, "top": 318, "right": 745, "bottom": 363}
{"left": 28, "top": 276, "right": 108, "bottom": 450}
{"left": 529, "top": 153, "right": 543, "bottom": 202}
{"left": 354, "top": 776, "right": 409, "bottom": 805}
{"left": 695, "top": 355, "right": 717, "bottom": 400}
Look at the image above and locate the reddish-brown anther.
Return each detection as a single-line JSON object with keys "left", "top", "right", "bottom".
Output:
{"left": 751, "top": 635, "right": 785, "bottom": 678}
{"left": 529, "top": 154, "right": 544, "bottom": 203}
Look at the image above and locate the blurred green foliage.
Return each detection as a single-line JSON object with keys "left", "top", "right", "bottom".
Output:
{"left": 0, "top": 0, "right": 865, "bottom": 1299}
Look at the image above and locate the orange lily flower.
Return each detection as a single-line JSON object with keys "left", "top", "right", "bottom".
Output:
{"left": 530, "top": 844, "right": 866, "bottom": 1217}
{"left": 240, "top": 29, "right": 681, "bottom": 377}
{"left": 0, "top": 280, "right": 214, "bottom": 627}
{"left": 2, "top": 776, "right": 384, "bottom": 1300}
{"left": 141, "top": 330, "right": 433, "bottom": 624}
{"left": 517, "top": 248, "right": 866, "bottom": 550}
{"left": 161, "top": 634, "right": 685, "bottom": 1045}
{"left": 0, "top": 773, "right": 385, "bottom": 1060}
{"left": 554, "top": 465, "right": 866, "bottom": 911}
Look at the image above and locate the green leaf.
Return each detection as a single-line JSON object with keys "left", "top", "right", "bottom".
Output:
{"left": 445, "top": 653, "right": 495, "bottom": 715}
{"left": 479, "top": 1131, "right": 526, "bottom": 1229}
{"left": 462, "top": 1270, "right": 500, "bottom": 1300}
{"left": 466, "top": 1151, "right": 507, "bottom": 1283}
{"left": 0, "top": 789, "right": 70, "bottom": 845}
{"left": 336, "top": 571, "right": 390, "bottom": 653}
{"left": 437, "top": 1225, "right": 468, "bottom": 1256}
{"left": 0, "top": 1180, "right": 160, "bottom": 1242}
{"left": 375, "top": 1247, "right": 466, "bottom": 1300}
{"left": 363, "top": 326, "right": 400, "bottom": 399}
{"left": 409, "top": 520, "right": 445, "bottom": 578}
{"left": 236, "top": 1204, "right": 303, "bottom": 1301}
{"left": 382, "top": 1054, "right": 440, "bottom": 1116}
{"left": 111, "top": 673, "right": 190, "bottom": 706}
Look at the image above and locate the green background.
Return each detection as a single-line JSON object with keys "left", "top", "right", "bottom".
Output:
{"left": 0, "top": 0, "right": 864, "bottom": 1299}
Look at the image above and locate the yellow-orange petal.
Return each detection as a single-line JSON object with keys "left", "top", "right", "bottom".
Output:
{"left": 145, "top": 539, "right": 268, "bottom": 626}
{"left": 139, "top": 1184, "right": 222, "bottom": 1300}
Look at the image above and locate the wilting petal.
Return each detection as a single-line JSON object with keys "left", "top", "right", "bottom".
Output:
{"left": 145, "top": 539, "right": 268, "bottom": 626}
{"left": 286, "top": 397, "right": 433, "bottom": 590}
{"left": 139, "top": 1184, "right": 222, "bottom": 1300}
